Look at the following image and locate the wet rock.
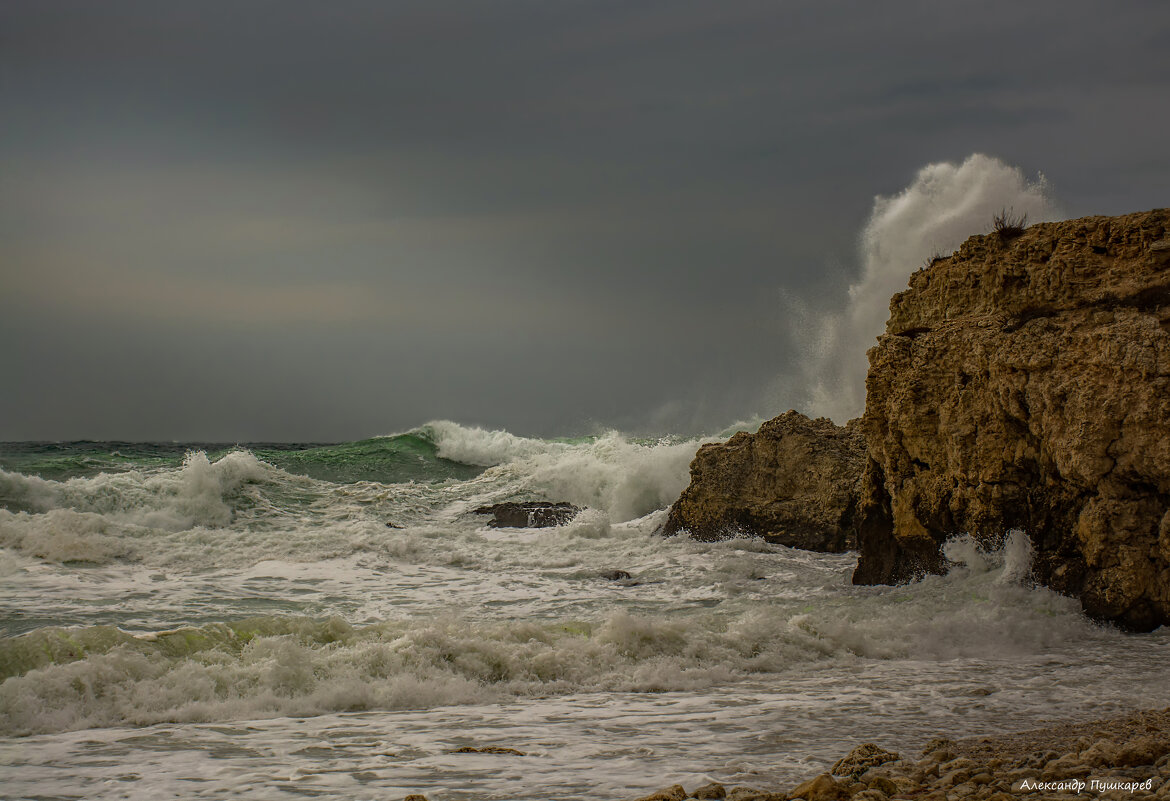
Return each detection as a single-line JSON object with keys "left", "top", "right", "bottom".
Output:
{"left": 692, "top": 784, "right": 728, "bottom": 800}
{"left": 853, "top": 209, "right": 1170, "bottom": 630}
{"left": 600, "top": 570, "right": 633, "bottom": 581}
{"left": 473, "top": 502, "right": 580, "bottom": 528}
{"left": 403, "top": 796, "right": 428, "bottom": 801}
{"left": 831, "top": 743, "right": 901, "bottom": 778}
{"left": 385, "top": 521, "right": 403, "bottom": 529}
{"left": 664, "top": 411, "right": 866, "bottom": 552}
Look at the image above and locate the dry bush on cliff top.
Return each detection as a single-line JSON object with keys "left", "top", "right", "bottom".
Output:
{"left": 922, "top": 251, "right": 948, "bottom": 270}
{"left": 993, "top": 208, "right": 1028, "bottom": 241}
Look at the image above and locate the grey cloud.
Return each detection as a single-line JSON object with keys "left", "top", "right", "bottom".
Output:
{"left": 2, "top": 0, "right": 1169, "bottom": 439}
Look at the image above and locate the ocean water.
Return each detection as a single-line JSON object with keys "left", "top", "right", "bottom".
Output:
{"left": 1, "top": 422, "right": 1168, "bottom": 801}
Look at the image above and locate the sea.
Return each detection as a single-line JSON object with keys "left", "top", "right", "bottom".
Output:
{"left": 1, "top": 420, "right": 1168, "bottom": 800}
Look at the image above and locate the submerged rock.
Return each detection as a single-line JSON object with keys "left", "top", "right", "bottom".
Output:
{"left": 855, "top": 208, "right": 1170, "bottom": 631}
{"left": 450, "top": 745, "right": 526, "bottom": 755}
{"left": 473, "top": 501, "right": 580, "bottom": 528}
{"left": 663, "top": 411, "right": 866, "bottom": 552}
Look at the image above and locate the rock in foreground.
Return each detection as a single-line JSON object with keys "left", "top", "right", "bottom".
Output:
{"left": 855, "top": 209, "right": 1170, "bottom": 631}
{"left": 625, "top": 708, "right": 1170, "bottom": 800}
{"left": 663, "top": 411, "right": 866, "bottom": 552}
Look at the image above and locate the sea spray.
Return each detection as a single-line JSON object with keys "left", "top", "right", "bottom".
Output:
{"left": 799, "top": 154, "right": 1057, "bottom": 422}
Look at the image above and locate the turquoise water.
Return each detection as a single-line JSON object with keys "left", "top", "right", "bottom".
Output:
{"left": 0, "top": 430, "right": 484, "bottom": 486}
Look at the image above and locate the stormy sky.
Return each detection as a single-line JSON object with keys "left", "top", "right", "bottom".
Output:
{"left": 2, "top": 1, "right": 1168, "bottom": 441}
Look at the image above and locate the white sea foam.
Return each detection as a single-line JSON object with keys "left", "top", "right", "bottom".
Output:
{"left": 799, "top": 153, "right": 1058, "bottom": 422}
{"left": 416, "top": 420, "right": 710, "bottom": 522}
{"left": 514, "top": 432, "right": 706, "bottom": 522}
{"left": 0, "top": 452, "right": 278, "bottom": 566}
{"left": 0, "top": 509, "right": 136, "bottom": 564}
{"left": 0, "top": 537, "right": 1138, "bottom": 737}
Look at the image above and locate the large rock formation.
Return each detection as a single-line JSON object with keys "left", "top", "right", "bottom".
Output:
{"left": 854, "top": 208, "right": 1170, "bottom": 631}
{"left": 663, "top": 411, "right": 866, "bottom": 552}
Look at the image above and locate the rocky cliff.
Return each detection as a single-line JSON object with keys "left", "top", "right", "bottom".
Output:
{"left": 854, "top": 208, "right": 1170, "bottom": 631}
{"left": 663, "top": 411, "right": 866, "bottom": 552}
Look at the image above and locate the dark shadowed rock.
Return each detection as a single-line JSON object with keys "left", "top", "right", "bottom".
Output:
{"left": 663, "top": 411, "right": 866, "bottom": 552}
{"left": 473, "top": 501, "right": 581, "bottom": 528}
{"left": 855, "top": 208, "right": 1170, "bottom": 631}
{"left": 600, "top": 570, "right": 632, "bottom": 580}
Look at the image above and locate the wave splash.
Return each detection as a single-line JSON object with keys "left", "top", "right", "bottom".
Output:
{"left": 418, "top": 420, "right": 709, "bottom": 523}
{"left": 796, "top": 153, "right": 1057, "bottom": 422}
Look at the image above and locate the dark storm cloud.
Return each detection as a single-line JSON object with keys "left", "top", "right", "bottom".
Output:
{"left": 2, "top": 1, "right": 1169, "bottom": 440}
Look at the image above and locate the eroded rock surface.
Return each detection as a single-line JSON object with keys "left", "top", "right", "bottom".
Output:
{"left": 854, "top": 208, "right": 1170, "bottom": 631}
{"left": 663, "top": 411, "right": 866, "bottom": 552}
